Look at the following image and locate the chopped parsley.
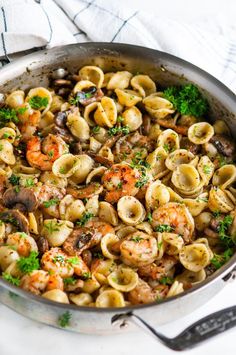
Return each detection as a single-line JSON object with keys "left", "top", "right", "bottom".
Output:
{"left": 67, "top": 256, "right": 81, "bottom": 265}
{"left": 69, "top": 96, "right": 80, "bottom": 105}
{"left": 211, "top": 248, "right": 233, "bottom": 269}
{"left": 17, "top": 107, "right": 28, "bottom": 115}
{"left": 135, "top": 175, "right": 149, "bottom": 188}
{"left": 28, "top": 96, "right": 49, "bottom": 110}
{"left": 159, "top": 276, "right": 174, "bottom": 285}
{"left": 203, "top": 164, "right": 212, "bottom": 175}
{"left": 43, "top": 198, "right": 59, "bottom": 208}
{"left": 17, "top": 251, "right": 40, "bottom": 274}
{"left": 59, "top": 167, "right": 66, "bottom": 174}
{"left": 217, "top": 154, "right": 227, "bottom": 167}
{"left": 48, "top": 150, "right": 54, "bottom": 158}
{"left": 147, "top": 212, "right": 153, "bottom": 223}
{"left": 92, "top": 126, "right": 100, "bottom": 134}
{"left": 155, "top": 224, "right": 174, "bottom": 233}
{"left": 2, "top": 132, "right": 11, "bottom": 139}
{"left": 0, "top": 107, "right": 19, "bottom": 126}
{"left": 76, "top": 212, "right": 94, "bottom": 227}
{"left": 24, "top": 178, "right": 35, "bottom": 187}
{"left": 163, "top": 143, "right": 174, "bottom": 153}
{"left": 117, "top": 182, "right": 123, "bottom": 189}
{"left": 108, "top": 125, "right": 130, "bottom": 136}
{"left": 53, "top": 255, "right": 65, "bottom": 264}
{"left": 63, "top": 277, "right": 76, "bottom": 285}
{"left": 58, "top": 311, "right": 71, "bottom": 328}
{"left": 15, "top": 186, "right": 20, "bottom": 193}
{"left": 82, "top": 272, "right": 92, "bottom": 279}
{"left": 130, "top": 236, "right": 144, "bottom": 242}
{"left": 163, "top": 84, "right": 209, "bottom": 117}
{"left": 157, "top": 241, "right": 163, "bottom": 250}
{"left": 8, "top": 174, "right": 20, "bottom": 186}
{"left": 218, "top": 215, "right": 234, "bottom": 248}
{"left": 117, "top": 115, "right": 124, "bottom": 123}
{"left": 2, "top": 273, "right": 20, "bottom": 286}
{"left": 44, "top": 220, "right": 61, "bottom": 234}
{"left": 196, "top": 197, "right": 208, "bottom": 203}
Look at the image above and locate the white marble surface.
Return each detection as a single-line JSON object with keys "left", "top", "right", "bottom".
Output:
{"left": 1, "top": 0, "right": 236, "bottom": 354}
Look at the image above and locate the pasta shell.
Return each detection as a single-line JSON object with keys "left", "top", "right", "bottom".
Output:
{"left": 115, "top": 88, "right": 142, "bottom": 107}
{"left": 69, "top": 292, "right": 93, "bottom": 306}
{"left": 146, "top": 146, "right": 168, "bottom": 176}
{"left": 5, "top": 90, "right": 25, "bottom": 108}
{"left": 145, "top": 180, "right": 170, "bottom": 210}
{"left": 172, "top": 164, "right": 200, "bottom": 191}
{"left": 117, "top": 196, "right": 145, "bottom": 225}
{"left": 143, "top": 93, "right": 174, "bottom": 119}
{"left": 94, "top": 97, "right": 117, "bottom": 128}
{"left": 188, "top": 122, "right": 214, "bottom": 144}
{"left": 0, "top": 139, "right": 15, "bottom": 165}
{"left": 131, "top": 75, "right": 156, "bottom": 97}
{"left": 73, "top": 79, "right": 96, "bottom": 94}
{"left": 107, "top": 267, "right": 138, "bottom": 292}
{"left": 84, "top": 102, "right": 99, "bottom": 126}
{"left": 86, "top": 166, "right": 107, "bottom": 184}
{"left": 101, "top": 233, "right": 120, "bottom": 259}
{"left": 176, "top": 269, "right": 206, "bottom": 284}
{"left": 106, "top": 71, "right": 132, "bottom": 90}
{"left": 179, "top": 243, "right": 210, "bottom": 272}
{"left": 162, "top": 232, "right": 184, "bottom": 255}
{"left": 197, "top": 155, "right": 215, "bottom": 184}
{"left": 52, "top": 154, "right": 81, "bottom": 178}
{"left": 212, "top": 164, "right": 236, "bottom": 189}
{"left": 157, "top": 129, "right": 180, "bottom": 152}
{"left": 165, "top": 149, "right": 195, "bottom": 171}
{"left": 183, "top": 194, "right": 208, "bottom": 217}
{"left": 79, "top": 66, "right": 104, "bottom": 88}
{"left": 25, "top": 87, "right": 52, "bottom": 115}
{"left": 95, "top": 289, "right": 125, "bottom": 307}
{"left": 99, "top": 201, "right": 118, "bottom": 226}
{"left": 167, "top": 281, "right": 184, "bottom": 298}
{"left": 121, "top": 106, "right": 142, "bottom": 132}
{"left": 42, "top": 289, "right": 69, "bottom": 304}
{"left": 70, "top": 155, "right": 94, "bottom": 184}
{"left": 42, "top": 219, "right": 74, "bottom": 247}
{"left": 208, "top": 187, "right": 234, "bottom": 213}
{"left": 67, "top": 112, "right": 90, "bottom": 141}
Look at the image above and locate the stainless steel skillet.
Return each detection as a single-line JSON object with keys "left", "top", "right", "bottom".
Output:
{"left": 0, "top": 43, "right": 236, "bottom": 350}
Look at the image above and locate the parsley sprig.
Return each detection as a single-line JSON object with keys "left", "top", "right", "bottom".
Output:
{"left": 43, "top": 198, "right": 59, "bottom": 208}
{"left": 155, "top": 224, "right": 174, "bottom": 233}
{"left": 163, "top": 84, "right": 209, "bottom": 117}
{"left": 2, "top": 272, "right": 20, "bottom": 286}
{"left": 76, "top": 212, "right": 94, "bottom": 227}
{"left": 58, "top": 311, "right": 71, "bottom": 328}
{"left": 211, "top": 249, "right": 233, "bottom": 269}
{"left": 108, "top": 125, "right": 130, "bottom": 136}
{"left": 17, "top": 251, "right": 40, "bottom": 274}
{"left": 28, "top": 96, "right": 49, "bottom": 110}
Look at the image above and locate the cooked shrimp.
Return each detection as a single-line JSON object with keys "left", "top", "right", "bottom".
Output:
{"left": 46, "top": 273, "right": 64, "bottom": 291}
{"left": 85, "top": 219, "right": 115, "bottom": 236}
{"left": 102, "top": 163, "right": 141, "bottom": 203}
{"left": 138, "top": 256, "right": 177, "bottom": 280}
{"left": 127, "top": 278, "right": 156, "bottom": 304}
{"left": 120, "top": 231, "right": 158, "bottom": 267}
{"left": 20, "top": 270, "right": 49, "bottom": 295}
{"left": 66, "top": 182, "right": 103, "bottom": 199}
{"left": 26, "top": 134, "right": 68, "bottom": 171}
{"left": 152, "top": 202, "right": 194, "bottom": 242}
{"left": 37, "top": 184, "right": 66, "bottom": 218}
{"left": 41, "top": 247, "right": 74, "bottom": 278}
{"left": 20, "top": 110, "right": 41, "bottom": 141}
{"left": 73, "top": 256, "right": 90, "bottom": 277}
{"left": 6, "top": 232, "right": 38, "bottom": 257}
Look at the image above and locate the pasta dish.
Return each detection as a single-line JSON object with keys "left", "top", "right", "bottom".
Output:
{"left": 0, "top": 65, "right": 235, "bottom": 307}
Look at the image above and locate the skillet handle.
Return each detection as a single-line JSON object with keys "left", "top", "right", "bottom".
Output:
{"left": 112, "top": 306, "right": 236, "bottom": 351}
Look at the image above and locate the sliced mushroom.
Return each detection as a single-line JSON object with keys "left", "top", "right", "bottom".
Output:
{"left": 37, "top": 236, "right": 49, "bottom": 255}
{"left": 0, "top": 209, "right": 29, "bottom": 233}
{"left": 2, "top": 187, "right": 38, "bottom": 212}
{"left": 74, "top": 87, "right": 104, "bottom": 106}
{"left": 87, "top": 151, "right": 113, "bottom": 167}
{"left": 66, "top": 182, "right": 103, "bottom": 199}
{"left": 210, "top": 134, "right": 235, "bottom": 157}
{"left": 180, "top": 137, "right": 201, "bottom": 155}
{"left": 63, "top": 227, "right": 102, "bottom": 256}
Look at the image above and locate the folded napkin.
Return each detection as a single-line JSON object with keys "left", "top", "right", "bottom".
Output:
{"left": 0, "top": 0, "right": 236, "bottom": 91}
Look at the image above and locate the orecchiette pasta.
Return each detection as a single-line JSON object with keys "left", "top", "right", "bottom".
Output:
{"left": 0, "top": 64, "right": 235, "bottom": 309}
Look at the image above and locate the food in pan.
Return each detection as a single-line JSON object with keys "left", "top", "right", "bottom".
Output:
{"left": 0, "top": 65, "right": 235, "bottom": 307}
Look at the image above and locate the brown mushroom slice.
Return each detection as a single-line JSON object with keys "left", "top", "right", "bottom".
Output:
{"left": 63, "top": 227, "right": 102, "bottom": 256}
{"left": 87, "top": 151, "right": 113, "bottom": 167}
{"left": 2, "top": 187, "right": 38, "bottom": 212}
{"left": 0, "top": 209, "right": 29, "bottom": 233}
{"left": 66, "top": 182, "right": 103, "bottom": 199}
{"left": 210, "top": 134, "right": 235, "bottom": 157}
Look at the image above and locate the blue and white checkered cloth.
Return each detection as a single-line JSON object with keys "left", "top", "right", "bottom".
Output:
{"left": 0, "top": 0, "right": 236, "bottom": 92}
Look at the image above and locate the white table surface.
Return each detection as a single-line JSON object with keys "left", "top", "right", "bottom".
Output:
{"left": 1, "top": 0, "right": 236, "bottom": 354}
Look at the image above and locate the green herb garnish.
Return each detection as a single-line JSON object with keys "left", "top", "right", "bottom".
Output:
{"left": 218, "top": 215, "right": 234, "bottom": 247}
{"left": 76, "top": 212, "right": 94, "bottom": 227}
{"left": 92, "top": 126, "right": 100, "bottom": 134}
{"left": 43, "top": 198, "right": 59, "bottom": 208}
{"left": 163, "top": 84, "right": 209, "bottom": 117}
{"left": 28, "top": 96, "right": 49, "bottom": 110}
{"left": 17, "top": 251, "right": 39, "bottom": 274}
{"left": 58, "top": 311, "right": 71, "bottom": 328}
{"left": 203, "top": 164, "right": 212, "bottom": 175}
{"left": 211, "top": 248, "right": 233, "bottom": 269}
{"left": 63, "top": 277, "right": 77, "bottom": 285}
{"left": 53, "top": 255, "right": 65, "bottom": 264}
{"left": 67, "top": 256, "right": 81, "bottom": 265}
{"left": 0, "top": 107, "right": 19, "bottom": 126}
{"left": 44, "top": 220, "right": 60, "bottom": 234}
{"left": 155, "top": 224, "right": 174, "bottom": 233}
{"left": 147, "top": 212, "right": 153, "bottom": 223}
{"left": 24, "top": 178, "right": 35, "bottom": 187}
{"left": 159, "top": 276, "right": 174, "bottom": 285}
{"left": 108, "top": 125, "right": 130, "bottom": 136}
{"left": 2, "top": 273, "right": 20, "bottom": 286}
{"left": 82, "top": 272, "right": 91, "bottom": 279}
{"left": 8, "top": 174, "right": 20, "bottom": 186}
{"left": 130, "top": 236, "right": 144, "bottom": 242}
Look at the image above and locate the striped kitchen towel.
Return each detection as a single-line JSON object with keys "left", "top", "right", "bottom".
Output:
{"left": 0, "top": 0, "right": 236, "bottom": 91}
